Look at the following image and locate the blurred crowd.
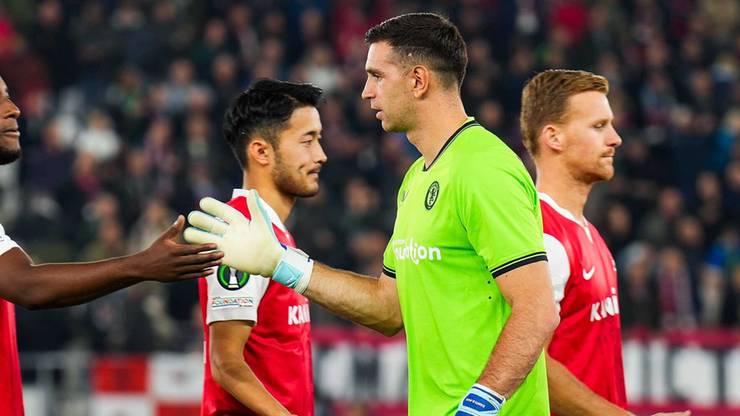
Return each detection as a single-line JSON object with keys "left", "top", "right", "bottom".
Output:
{"left": 0, "top": 0, "right": 737, "bottom": 354}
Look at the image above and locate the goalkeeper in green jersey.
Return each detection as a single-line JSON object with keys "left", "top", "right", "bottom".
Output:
{"left": 185, "top": 13, "right": 558, "bottom": 416}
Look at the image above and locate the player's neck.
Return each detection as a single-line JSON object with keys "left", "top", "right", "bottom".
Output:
{"left": 406, "top": 95, "right": 468, "bottom": 167}
{"left": 242, "top": 173, "right": 295, "bottom": 223}
{"left": 536, "top": 164, "right": 592, "bottom": 225}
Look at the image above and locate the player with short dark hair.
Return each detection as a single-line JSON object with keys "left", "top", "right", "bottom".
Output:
{"left": 198, "top": 79, "right": 326, "bottom": 416}
{"left": 223, "top": 79, "right": 323, "bottom": 171}
{"left": 364, "top": 12, "right": 468, "bottom": 89}
{"left": 521, "top": 69, "right": 689, "bottom": 416}
{"left": 186, "top": 14, "right": 557, "bottom": 416}
{"left": 0, "top": 75, "right": 223, "bottom": 416}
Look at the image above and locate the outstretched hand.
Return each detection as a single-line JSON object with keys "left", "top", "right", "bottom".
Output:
{"left": 184, "top": 190, "right": 283, "bottom": 277}
{"left": 184, "top": 191, "right": 314, "bottom": 292}
{"left": 133, "top": 215, "right": 224, "bottom": 281}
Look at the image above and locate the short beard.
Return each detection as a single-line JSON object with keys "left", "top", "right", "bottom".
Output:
{"left": 382, "top": 100, "right": 415, "bottom": 133}
{"left": 0, "top": 147, "right": 21, "bottom": 165}
{"left": 271, "top": 152, "right": 319, "bottom": 198}
{"left": 573, "top": 166, "right": 613, "bottom": 185}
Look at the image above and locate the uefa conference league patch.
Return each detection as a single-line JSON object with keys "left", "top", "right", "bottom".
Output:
{"left": 216, "top": 265, "right": 250, "bottom": 290}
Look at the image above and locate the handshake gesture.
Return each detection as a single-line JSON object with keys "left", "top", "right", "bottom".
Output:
{"left": 183, "top": 190, "right": 314, "bottom": 293}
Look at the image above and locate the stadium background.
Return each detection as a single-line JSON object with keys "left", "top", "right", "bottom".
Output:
{"left": 0, "top": 0, "right": 738, "bottom": 415}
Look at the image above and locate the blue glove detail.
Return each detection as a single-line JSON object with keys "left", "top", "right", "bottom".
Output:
{"left": 272, "top": 244, "right": 314, "bottom": 293}
{"left": 455, "top": 384, "right": 505, "bottom": 416}
{"left": 273, "top": 245, "right": 303, "bottom": 287}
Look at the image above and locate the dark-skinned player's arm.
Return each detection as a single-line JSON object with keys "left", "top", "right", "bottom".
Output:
{"left": 0, "top": 216, "right": 223, "bottom": 309}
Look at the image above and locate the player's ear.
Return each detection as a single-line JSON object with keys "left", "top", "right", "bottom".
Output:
{"left": 247, "top": 138, "right": 273, "bottom": 167}
{"left": 541, "top": 124, "right": 564, "bottom": 153}
{"left": 410, "top": 65, "right": 430, "bottom": 98}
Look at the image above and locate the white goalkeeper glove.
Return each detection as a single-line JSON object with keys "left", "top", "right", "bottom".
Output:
{"left": 182, "top": 189, "right": 313, "bottom": 293}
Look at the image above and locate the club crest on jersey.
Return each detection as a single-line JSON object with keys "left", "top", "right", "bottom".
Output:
{"left": 425, "top": 181, "right": 440, "bottom": 210}
{"left": 217, "top": 265, "right": 250, "bottom": 290}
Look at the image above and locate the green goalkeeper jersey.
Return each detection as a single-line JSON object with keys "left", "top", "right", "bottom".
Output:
{"left": 382, "top": 118, "right": 550, "bottom": 415}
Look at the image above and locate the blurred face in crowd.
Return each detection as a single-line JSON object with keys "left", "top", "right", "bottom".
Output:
{"left": 556, "top": 91, "right": 622, "bottom": 184}
{"left": 0, "top": 76, "right": 21, "bottom": 165}
{"left": 270, "top": 106, "right": 327, "bottom": 197}
{"left": 362, "top": 42, "right": 415, "bottom": 132}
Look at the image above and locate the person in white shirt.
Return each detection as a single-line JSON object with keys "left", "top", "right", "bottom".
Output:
{"left": 0, "top": 74, "right": 223, "bottom": 416}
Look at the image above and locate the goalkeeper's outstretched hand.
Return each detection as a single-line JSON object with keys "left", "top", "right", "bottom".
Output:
{"left": 183, "top": 189, "right": 313, "bottom": 293}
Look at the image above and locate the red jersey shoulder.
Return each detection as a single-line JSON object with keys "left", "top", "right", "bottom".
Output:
{"left": 227, "top": 196, "right": 295, "bottom": 247}
{"left": 542, "top": 199, "right": 616, "bottom": 281}
{"left": 541, "top": 200, "right": 563, "bottom": 233}
{"left": 228, "top": 196, "right": 252, "bottom": 219}
{"left": 541, "top": 199, "right": 576, "bottom": 249}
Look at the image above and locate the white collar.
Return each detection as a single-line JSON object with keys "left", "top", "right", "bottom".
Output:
{"left": 538, "top": 192, "right": 589, "bottom": 228}
{"left": 231, "top": 188, "right": 287, "bottom": 233}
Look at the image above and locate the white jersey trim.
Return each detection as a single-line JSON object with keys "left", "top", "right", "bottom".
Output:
{"left": 539, "top": 192, "right": 593, "bottom": 243}
{"left": 543, "top": 233, "right": 570, "bottom": 313}
{"left": 0, "top": 224, "right": 19, "bottom": 256}
{"left": 206, "top": 193, "right": 284, "bottom": 325}
{"left": 205, "top": 267, "right": 270, "bottom": 325}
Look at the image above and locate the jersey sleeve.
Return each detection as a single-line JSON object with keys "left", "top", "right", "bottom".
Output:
{"left": 456, "top": 158, "right": 547, "bottom": 278}
{"left": 543, "top": 233, "right": 570, "bottom": 311}
{"left": 382, "top": 242, "right": 396, "bottom": 278}
{"left": 205, "top": 266, "right": 270, "bottom": 325}
{"left": 0, "top": 224, "right": 19, "bottom": 256}
{"left": 382, "top": 193, "right": 399, "bottom": 278}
